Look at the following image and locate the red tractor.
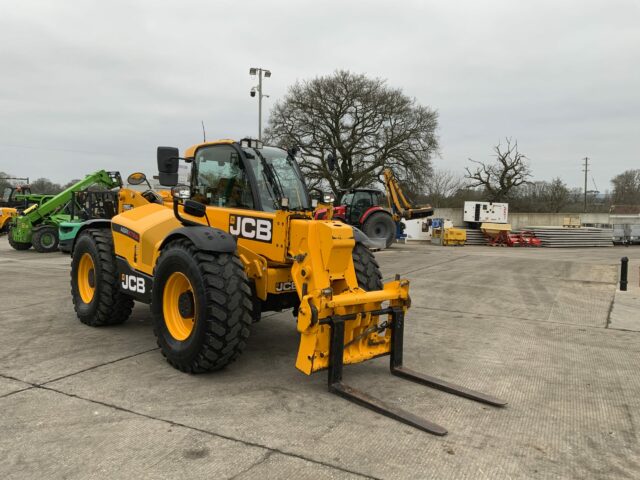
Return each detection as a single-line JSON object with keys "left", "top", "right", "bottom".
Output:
{"left": 314, "top": 169, "right": 434, "bottom": 248}
{"left": 317, "top": 188, "right": 397, "bottom": 247}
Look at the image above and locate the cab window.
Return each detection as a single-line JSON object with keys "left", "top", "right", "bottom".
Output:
{"left": 372, "top": 191, "right": 385, "bottom": 206}
{"left": 193, "top": 145, "right": 254, "bottom": 209}
{"left": 349, "top": 191, "right": 373, "bottom": 223}
{"left": 341, "top": 192, "right": 354, "bottom": 206}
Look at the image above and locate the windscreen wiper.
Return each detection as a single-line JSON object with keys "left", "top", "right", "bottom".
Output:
{"left": 256, "top": 153, "right": 285, "bottom": 206}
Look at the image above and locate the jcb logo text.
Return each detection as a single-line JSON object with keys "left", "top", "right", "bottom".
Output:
{"left": 275, "top": 281, "right": 296, "bottom": 292}
{"left": 121, "top": 274, "right": 146, "bottom": 293}
{"left": 229, "top": 215, "right": 272, "bottom": 242}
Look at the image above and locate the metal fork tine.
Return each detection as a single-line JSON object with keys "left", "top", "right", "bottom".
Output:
{"left": 325, "top": 308, "right": 506, "bottom": 436}
{"left": 330, "top": 382, "right": 447, "bottom": 436}
{"left": 391, "top": 366, "right": 508, "bottom": 407}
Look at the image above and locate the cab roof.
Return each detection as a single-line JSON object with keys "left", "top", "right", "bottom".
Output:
{"left": 342, "top": 188, "right": 384, "bottom": 194}
{"left": 183, "top": 139, "right": 236, "bottom": 159}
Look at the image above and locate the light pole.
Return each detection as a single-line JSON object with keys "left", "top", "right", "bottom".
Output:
{"left": 249, "top": 67, "right": 271, "bottom": 141}
{"left": 582, "top": 156, "right": 589, "bottom": 212}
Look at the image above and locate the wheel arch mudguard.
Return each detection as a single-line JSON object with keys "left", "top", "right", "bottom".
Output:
{"left": 352, "top": 226, "right": 380, "bottom": 249}
{"left": 359, "top": 206, "right": 392, "bottom": 225}
{"left": 160, "top": 225, "right": 237, "bottom": 253}
{"left": 69, "top": 219, "right": 112, "bottom": 254}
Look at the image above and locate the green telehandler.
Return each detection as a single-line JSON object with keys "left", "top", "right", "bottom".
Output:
{"left": 8, "top": 171, "right": 122, "bottom": 252}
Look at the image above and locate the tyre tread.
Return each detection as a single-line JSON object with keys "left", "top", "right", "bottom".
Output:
{"left": 362, "top": 211, "right": 396, "bottom": 248}
{"left": 32, "top": 226, "right": 59, "bottom": 253}
{"left": 8, "top": 227, "right": 31, "bottom": 250}
{"left": 153, "top": 239, "right": 252, "bottom": 373}
{"left": 71, "top": 228, "right": 134, "bottom": 326}
{"left": 352, "top": 243, "right": 383, "bottom": 291}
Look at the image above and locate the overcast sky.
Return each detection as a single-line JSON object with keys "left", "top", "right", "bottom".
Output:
{"left": 1, "top": 0, "right": 638, "bottom": 191}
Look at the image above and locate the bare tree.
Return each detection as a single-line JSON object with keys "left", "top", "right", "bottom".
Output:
{"left": 542, "top": 177, "right": 570, "bottom": 212}
{"left": 0, "top": 171, "right": 12, "bottom": 192}
{"left": 511, "top": 180, "right": 546, "bottom": 211}
{"left": 465, "top": 138, "right": 531, "bottom": 202}
{"left": 62, "top": 178, "right": 81, "bottom": 189}
{"left": 611, "top": 169, "right": 640, "bottom": 205}
{"left": 30, "top": 177, "right": 62, "bottom": 194}
{"left": 423, "top": 168, "right": 466, "bottom": 207}
{"left": 265, "top": 70, "right": 439, "bottom": 196}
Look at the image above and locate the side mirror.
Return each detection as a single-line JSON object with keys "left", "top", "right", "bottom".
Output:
{"left": 326, "top": 153, "right": 336, "bottom": 172}
{"left": 157, "top": 146, "right": 180, "bottom": 186}
{"left": 288, "top": 146, "right": 300, "bottom": 158}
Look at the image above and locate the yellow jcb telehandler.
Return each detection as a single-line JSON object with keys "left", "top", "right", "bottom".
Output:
{"left": 0, "top": 207, "right": 18, "bottom": 235}
{"left": 69, "top": 138, "right": 505, "bottom": 435}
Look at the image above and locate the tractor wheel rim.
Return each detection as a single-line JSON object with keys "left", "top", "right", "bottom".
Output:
{"left": 78, "top": 253, "right": 96, "bottom": 303}
{"left": 163, "top": 272, "right": 196, "bottom": 341}
{"left": 41, "top": 233, "right": 55, "bottom": 247}
{"left": 374, "top": 223, "right": 387, "bottom": 237}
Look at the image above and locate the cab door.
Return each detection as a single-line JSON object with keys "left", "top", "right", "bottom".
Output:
{"left": 348, "top": 191, "right": 373, "bottom": 224}
{"left": 192, "top": 145, "right": 256, "bottom": 209}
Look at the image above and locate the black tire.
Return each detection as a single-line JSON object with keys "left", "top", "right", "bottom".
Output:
{"left": 362, "top": 212, "right": 396, "bottom": 248}
{"left": 32, "top": 226, "right": 59, "bottom": 253}
{"left": 352, "top": 243, "right": 383, "bottom": 291}
{"left": 151, "top": 239, "right": 252, "bottom": 373}
{"left": 71, "top": 228, "right": 134, "bottom": 326}
{"left": 8, "top": 227, "right": 31, "bottom": 250}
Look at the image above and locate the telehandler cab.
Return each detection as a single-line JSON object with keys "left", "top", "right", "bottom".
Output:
{"left": 0, "top": 184, "right": 53, "bottom": 211}
{"left": 70, "top": 138, "right": 505, "bottom": 435}
{"left": 0, "top": 184, "right": 53, "bottom": 235}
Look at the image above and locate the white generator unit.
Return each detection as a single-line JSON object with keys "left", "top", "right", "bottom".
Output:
{"left": 400, "top": 218, "right": 431, "bottom": 242}
{"left": 463, "top": 201, "right": 508, "bottom": 224}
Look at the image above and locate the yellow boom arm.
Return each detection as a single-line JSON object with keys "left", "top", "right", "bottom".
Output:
{"left": 383, "top": 168, "right": 434, "bottom": 220}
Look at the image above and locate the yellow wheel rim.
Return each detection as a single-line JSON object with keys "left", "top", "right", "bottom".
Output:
{"left": 163, "top": 272, "right": 196, "bottom": 341}
{"left": 78, "top": 253, "right": 96, "bottom": 304}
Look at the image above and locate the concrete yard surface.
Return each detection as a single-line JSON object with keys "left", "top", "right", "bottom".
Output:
{"left": 0, "top": 238, "right": 639, "bottom": 479}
